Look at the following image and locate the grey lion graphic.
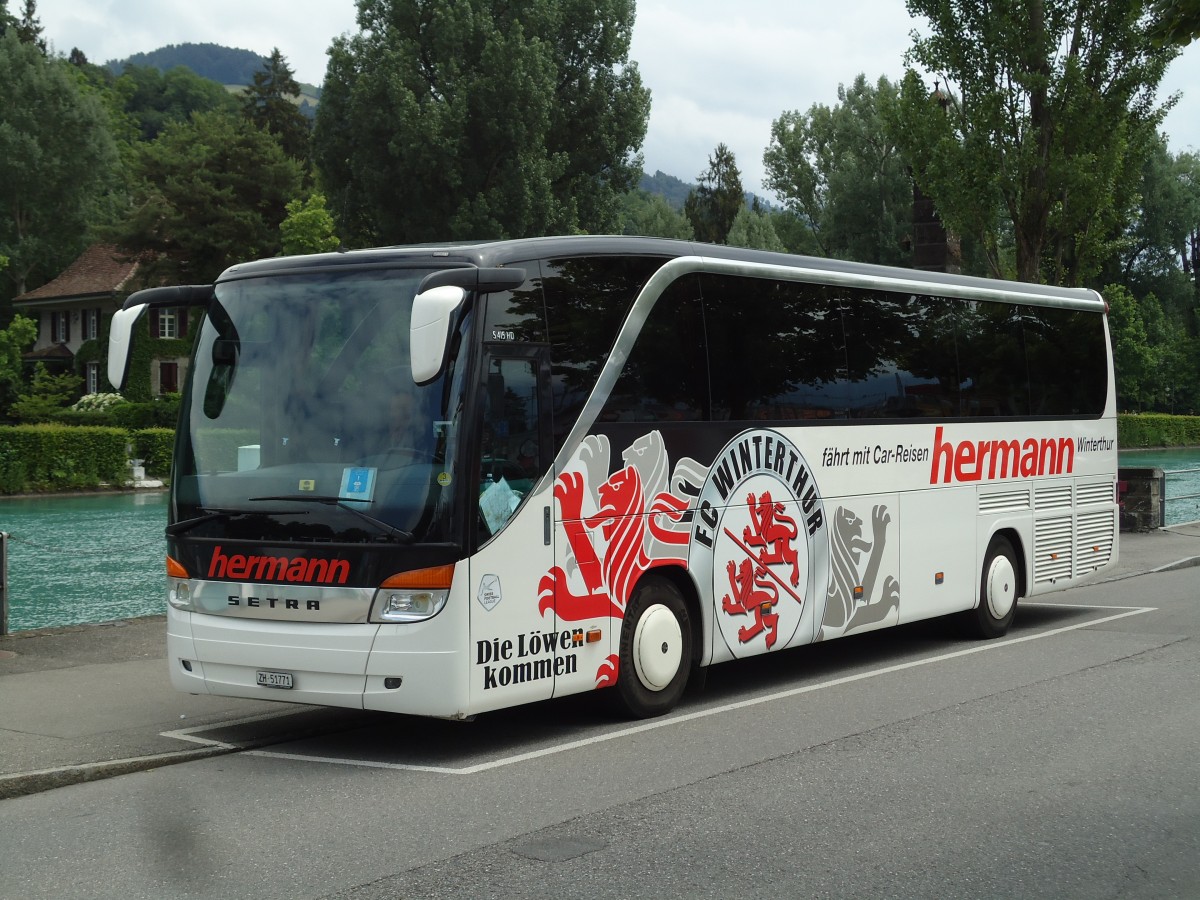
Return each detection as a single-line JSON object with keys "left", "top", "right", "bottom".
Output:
{"left": 820, "top": 505, "right": 900, "bottom": 639}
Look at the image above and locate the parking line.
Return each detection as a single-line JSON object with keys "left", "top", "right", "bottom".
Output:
{"left": 237, "top": 603, "right": 1155, "bottom": 775}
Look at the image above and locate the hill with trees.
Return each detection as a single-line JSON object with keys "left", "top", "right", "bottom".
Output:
{"left": 104, "top": 42, "right": 320, "bottom": 100}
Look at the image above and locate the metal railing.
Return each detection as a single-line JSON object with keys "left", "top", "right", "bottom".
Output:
{"left": 1164, "top": 466, "right": 1200, "bottom": 525}
{"left": 1, "top": 531, "right": 8, "bottom": 636}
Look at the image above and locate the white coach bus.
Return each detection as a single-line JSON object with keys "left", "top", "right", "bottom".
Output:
{"left": 108, "top": 236, "right": 1119, "bottom": 719}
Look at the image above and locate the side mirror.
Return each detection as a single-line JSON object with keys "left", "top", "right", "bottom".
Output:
{"left": 107, "top": 304, "right": 146, "bottom": 391}
{"left": 108, "top": 284, "right": 213, "bottom": 391}
{"left": 410, "top": 285, "right": 466, "bottom": 385}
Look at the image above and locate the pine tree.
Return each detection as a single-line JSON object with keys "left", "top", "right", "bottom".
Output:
{"left": 241, "top": 48, "right": 311, "bottom": 164}
{"left": 684, "top": 144, "right": 744, "bottom": 245}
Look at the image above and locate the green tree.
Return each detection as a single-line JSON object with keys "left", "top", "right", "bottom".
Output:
{"left": 893, "top": 0, "right": 1178, "bottom": 285}
{"left": 765, "top": 75, "right": 911, "bottom": 266}
{"left": 768, "top": 209, "right": 822, "bottom": 256}
{"left": 242, "top": 48, "right": 311, "bottom": 164}
{"left": 9, "top": 362, "right": 81, "bottom": 422}
{"left": 683, "top": 143, "right": 744, "bottom": 244}
{"left": 314, "top": 0, "right": 650, "bottom": 244}
{"left": 1101, "top": 141, "right": 1200, "bottom": 309}
{"left": 280, "top": 192, "right": 341, "bottom": 255}
{"left": 1105, "top": 283, "right": 1195, "bottom": 411}
{"left": 12, "top": 0, "right": 43, "bottom": 51}
{"left": 0, "top": 30, "right": 120, "bottom": 301}
{"left": 0, "top": 312, "right": 35, "bottom": 414}
{"left": 111, "top": 63, "right": 238, "bottom": 142}
{"left": 726, "top": 207, "right": 786, "bottom": 252}
{"left": 619, "top": 191, "right": 693, "bottom": 239}
{"left": 116, "top": 110, "right": 303, "bottom": 283}
{"left": 1148, "top": 0, "right": 1200, "bottom": 45}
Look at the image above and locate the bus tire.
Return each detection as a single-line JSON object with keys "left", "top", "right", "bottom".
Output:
{"left": 964, "top": 535, "right": 1020, "bottom": 639}
{"left": 614, "top": 575, "right": 692, "bottom": 718}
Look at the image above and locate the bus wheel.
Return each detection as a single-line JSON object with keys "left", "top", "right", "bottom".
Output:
{"left": 614, "top": 576, "right": 692, "bottom": 718}
{"left": 964, "top": 535, "right": 1020, "bottom": 639}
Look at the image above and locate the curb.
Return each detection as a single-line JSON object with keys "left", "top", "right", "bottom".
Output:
{"left": 0, "top": 745, "right": 233, "bottom": 801}
{"left": 0, "top": 708, "right": 353, "bottom": 801}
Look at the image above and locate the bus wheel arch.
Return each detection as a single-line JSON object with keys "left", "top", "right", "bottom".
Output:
{"left": 613, "top": 571, "right": 695, "bottom": 718}
{"left": 964, "top": 531, "right": 1023, "bottom": 639}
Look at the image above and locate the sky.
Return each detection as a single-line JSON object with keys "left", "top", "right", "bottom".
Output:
{"left": 35, "top": 0, "right": 1200, "bottom": 201}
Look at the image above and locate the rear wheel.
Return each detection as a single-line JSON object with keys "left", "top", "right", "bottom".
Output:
{"left": 614, "top": 575, "right": 692, "bottom": 718}
{"left": 963, "top": 535, "right": 1020, "bottom": 638}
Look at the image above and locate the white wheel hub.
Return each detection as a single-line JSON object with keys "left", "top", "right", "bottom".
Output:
{"left": 632, "top": 603, "right": 683, "bottom": 691}
{"left": 986, "top": 554, "right": 1017, "bottom": 620}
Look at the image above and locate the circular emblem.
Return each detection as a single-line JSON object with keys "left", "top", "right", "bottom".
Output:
{"left": 689, "top": 429, "right": 828, "bottom": 659}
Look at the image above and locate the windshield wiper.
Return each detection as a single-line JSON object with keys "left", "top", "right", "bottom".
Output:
{"left": 249, "top": 495, "right": 414, "bottom": 543}
{"left": 165, "top": 507, "right": 308, "bottom": 537}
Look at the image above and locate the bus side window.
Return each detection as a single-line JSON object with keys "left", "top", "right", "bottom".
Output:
{"left": 482, "top": 264, "right": 547, "bottom": 344}
{"left": 839, "top": 290, "right": 962, "bottom": 419}
{"left": 958, "top": 300, "right": 1030, "bottom": 417}
{"left": 478, "top": 357, "right": 542, "bottom": 536}
{"left": 543, "top": 255, "right": 671, "bottom": 452}
{"left": 1024, "top": 307, "right": 1107, "bottom": 416}
{"left": 602, "top": 276, "right": 706, "bottom": 423}
{"left": 704, "top": 275, "right": 850, "bottom": 421}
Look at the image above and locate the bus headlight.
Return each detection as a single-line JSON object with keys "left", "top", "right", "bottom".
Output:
{"left": 370, "top": 564, "right": 455, "bottom": 623}
{"left": 167, "top": 556, "right": 194, "bottom": 611}
{"left": 373, "top": 588, "right": 448, "bottom": 623}
{"left": 168, "top": 579, "right": 194, "bottom": 610}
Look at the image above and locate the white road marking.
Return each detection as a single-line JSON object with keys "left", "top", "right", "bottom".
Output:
{"left": 225, "top": 603, "right": 1155, "bottom": 775}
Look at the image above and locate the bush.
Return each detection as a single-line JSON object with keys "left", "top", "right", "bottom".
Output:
{"left": 131, "top": 428, "right": 176, "bottom": 477}
{"left": 0, "top": 425, "right": 129, "bottom": 492}
{"left": 1118, "top": 413, "right": 1200, "bottom": 449}
{"left": 110, "top": 395, "right": 181, "bottom": 429}
{"left": 51, "top": 409, "right": 116, "bottom": 427}
{"left": 71, "top": 392, "right": 125, "bottom": 412}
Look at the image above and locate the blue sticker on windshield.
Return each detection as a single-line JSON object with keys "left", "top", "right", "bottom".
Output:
{"left": 340, "top": 467, "right": 377, "bottom": 503}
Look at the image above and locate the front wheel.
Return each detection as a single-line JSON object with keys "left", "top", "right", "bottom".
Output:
{"left": 963, "top": 535, "right": 1020, "bottom": 639}
{"left": 613, "top": 576, "right": 692, "bottom": 718}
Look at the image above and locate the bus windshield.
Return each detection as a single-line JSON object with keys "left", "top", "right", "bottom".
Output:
{"left": 172, "top": 267, "right": 470, "bottom": 545}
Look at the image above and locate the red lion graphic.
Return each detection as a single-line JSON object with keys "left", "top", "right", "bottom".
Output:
{"left": 537, "top": 436, "right": 692, "bottom": 686}
{"left": 721, "top": 558, "right": 782, "bottom": 648}
{"left": 538, "top": 464, "right": 688, "bottom": 622}
{"left": 743, "top": 491, "right": 800, "bottom": 587}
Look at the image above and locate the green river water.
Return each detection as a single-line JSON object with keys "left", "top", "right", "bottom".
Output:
{"left": 1, "top": 491, "right": 167, "bottom": 632}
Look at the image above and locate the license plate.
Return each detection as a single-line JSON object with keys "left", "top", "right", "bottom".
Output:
{"left": 256, "top": 670, "right": 294, "bottom": 689}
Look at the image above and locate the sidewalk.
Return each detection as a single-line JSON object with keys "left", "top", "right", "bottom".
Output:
{"left": 4, "top": 523, "right": 1200, "bottom": 801}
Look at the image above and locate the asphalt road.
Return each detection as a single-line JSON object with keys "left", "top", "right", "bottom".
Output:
{"left": 1, "top": 568, "right": 1197, "bottom": 900}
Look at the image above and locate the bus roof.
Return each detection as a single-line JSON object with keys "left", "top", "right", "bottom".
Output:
{"left": 215, "top": 235, "right": 1103, "bottom": 308}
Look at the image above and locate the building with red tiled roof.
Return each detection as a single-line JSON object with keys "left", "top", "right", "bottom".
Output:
{"left": 13, "top": 244, "right": 190, "bottom": 397}
{"left": 13, "top": 244, "right": 139, "bottom": 394}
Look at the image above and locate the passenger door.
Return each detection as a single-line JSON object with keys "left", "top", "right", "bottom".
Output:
{"left": 467, "top": 349, "right": 561, "bottom": 713}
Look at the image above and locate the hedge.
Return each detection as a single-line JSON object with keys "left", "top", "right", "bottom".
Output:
{"left": 0, "top": 425, "right": 130, "bottom": 493}
{"left": 0, "top": 425, "right": 175, "bottom": 494}
{"left": 131, "top": 428, "right": 175, "bottom": 477}
{"left": 1117, "top": 414, "right": 1200, "bottom": 449}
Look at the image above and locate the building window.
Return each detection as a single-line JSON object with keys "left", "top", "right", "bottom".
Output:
{"left": 157, "top": 309, "right": 177, "bottom": 339}
{"left": 84, "top": 308, "right": 99, "bottom": 341}
{"left": 51, "top": 311, "right": 70, "bottom": 343}
{"left": 85, "top": 362, "right": 99, "bottom": 395}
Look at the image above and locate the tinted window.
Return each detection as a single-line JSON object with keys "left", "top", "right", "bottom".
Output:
{"left": 1024, "top": 307, "right": 1107, "bottom": 415}
{"left": 703, "top": 275, "right": 850, "bottom": 420}
{"left": 838, "top": 290, "right": 960, "bottom": 419}
{"left": 543, "top": 255, "right": 669, "bottom": 449}
{"left": 957, "top": 300, "right": 1031, "bottom": 416}
{"left": 482, "top": 262, "right": 546, "bottom": 344}
{"left": 602, "top": 276, "right": 706, "bottom": 423}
